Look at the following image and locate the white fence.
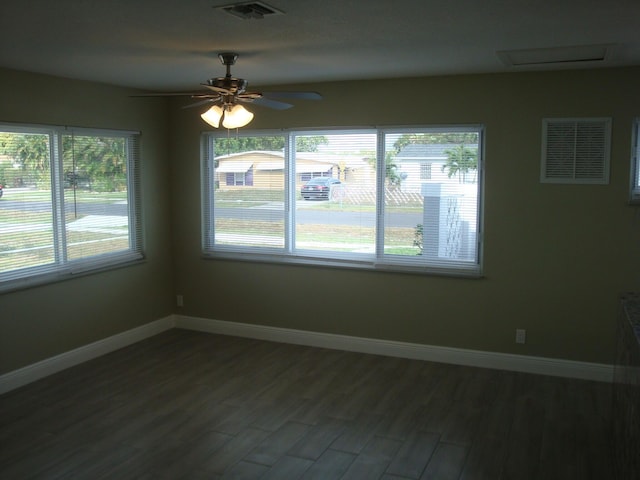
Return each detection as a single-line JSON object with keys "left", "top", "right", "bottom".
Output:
{"left": 331, "top": 185, "right": 423, "bottom": 206}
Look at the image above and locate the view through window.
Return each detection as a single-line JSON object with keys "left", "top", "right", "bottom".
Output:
{"left": 0, "top": 124, "right": 142, "bottom": 289}
{"left": 202, "top": 126, "right": 483, "bottom": 275}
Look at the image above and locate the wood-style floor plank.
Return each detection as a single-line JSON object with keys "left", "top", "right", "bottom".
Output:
{"left": 0, "top": 329, "right": 615, "bottom": 479}
{"left": 420, "top": 443, "right": 468, "bottom": 480}
{"left": 386, "top": 431, "right": 440, "bottom": 479}
{"left": 299, "top": 449, "right": 356, "bottom": 479}
{"left": 340, "top": 435, "right": 403, "bottom": 479}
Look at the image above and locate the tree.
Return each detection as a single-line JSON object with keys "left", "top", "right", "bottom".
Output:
{"left": 0, "top": 133, "right": 51, "bottom": 187}
{"left": 442, "top": 144, "right": 478, "bottom": 183}
{"left": 393, "top": 132, "right": 478, "bottom": 154}
{"left": 214, "top": 135, "right": 328, "bottom": 154}
{"left": 296, "top": 136, "right": 329, "bottom": 152}
{"left": 64, "top": 135, "right": 127, "bottom": 192}
{"left": 364, "top": 151, "right": 402, "bottom": 186}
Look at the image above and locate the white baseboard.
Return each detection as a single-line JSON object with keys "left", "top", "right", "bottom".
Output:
{"left": 0, "top": 314, "right": 614, "bottom": 395}
{"left": 0, "top": 316, "right": 175, "bottom": 395}
{"left": 175, "top": 315, "right": 614, "bottom": 383}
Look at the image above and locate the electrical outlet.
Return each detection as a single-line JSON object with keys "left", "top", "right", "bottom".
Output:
{"left": 176, "top": 294, "right": 184, "bottom": 307}
{"left": 515, "top": 329, "right": 526, "bottom": 344}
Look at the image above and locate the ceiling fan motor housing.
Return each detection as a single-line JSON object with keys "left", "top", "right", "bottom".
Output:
{"left": 206, "top": 76, "right": 248, "bottom": 94}
{"left": 218, "top": 52, "right": 239, "bottom": 66}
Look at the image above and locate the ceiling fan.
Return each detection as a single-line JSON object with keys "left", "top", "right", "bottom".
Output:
{"left": 135, "top": 52, "right": 322, "bottom": 128}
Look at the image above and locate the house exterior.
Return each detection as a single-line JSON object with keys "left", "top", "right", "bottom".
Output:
{"left": 215, "top": 150, "right": 374, "bottom": 189}
{"left": 394, "top": 143, "right": 479, "bottom": 193}
{"left": 390, "top": 144, "right": 480, "bottom": 258}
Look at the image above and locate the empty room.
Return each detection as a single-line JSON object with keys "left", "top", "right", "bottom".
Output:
{"left": 1, "top": 1, "right": 639, "bottom": 478}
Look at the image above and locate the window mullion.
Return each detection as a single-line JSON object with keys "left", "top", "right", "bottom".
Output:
{"left": 126, "top": 135, "right": 141, "bottom": 252}
{"left": 286, "top": 133, "right": 295, "bottom": 253}
{"left": 201, "top": 135, "right": 215, "bottom": 250}
{"left": 50, "top": 131, "right": 67, "bottom": 265}
{"left": 632, "top": 119, "right": 640, "bottom": 199}
{"left": 375, "top": 131, "right": 386, "bottom": 259}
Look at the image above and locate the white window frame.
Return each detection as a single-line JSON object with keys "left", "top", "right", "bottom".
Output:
{"left": 631, "top": 118, "right": 640, "bottom": 204}
{"left": 0, "top": 123, "right": 143, "bottom": 293}
{"left": 201, "top": 126, "right": 484, "bottom": 277}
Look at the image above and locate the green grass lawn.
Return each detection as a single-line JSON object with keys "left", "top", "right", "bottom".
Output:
{"left": 2, "top": 188, "right": 127, "bottom": 204}
{"left": 214, "top": 218, "right": 421, "bottom": 254}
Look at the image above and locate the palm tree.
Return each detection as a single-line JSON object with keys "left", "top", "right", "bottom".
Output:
{"left": 442, "top": 144, "right": 477, "bottom": 183}
{"left": 365, "top": 151, "right": 402, "bottom": 186}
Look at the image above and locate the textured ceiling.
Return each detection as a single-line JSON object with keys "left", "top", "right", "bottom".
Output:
{"left": 1, "top": 0, "right": 639, "bottom": 91}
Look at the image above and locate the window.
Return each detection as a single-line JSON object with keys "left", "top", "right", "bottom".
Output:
{"left": 0, "top": 123, "right": 142, "bottom": 291}
{"left": 202, "top": 126, "right": 483, "bottom": 276}
{"left": 226, "top": 169, "right": 253, "bottom": 186}
{"left": 631, "top": 118, "right": 640, "bottom": 203}
{"left": 420, "top": 163, "right": 432, "bottom": 180}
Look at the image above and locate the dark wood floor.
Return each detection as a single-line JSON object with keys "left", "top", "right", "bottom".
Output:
{"left": 0, "top": 329, "right": 614, "bottom": 479}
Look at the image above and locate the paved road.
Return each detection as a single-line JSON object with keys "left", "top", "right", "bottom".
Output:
{"left": 0, "top": 199, "right": 421, "bottom": 227}
{"left": 0, "top": 200, "right": 128, "bottom": 216}
{"left": 215, "top": 205, "right": 422, "bottom": 227}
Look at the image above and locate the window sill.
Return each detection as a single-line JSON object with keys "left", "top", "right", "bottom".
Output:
{"left": 202, "top": 250, "right": 483, "bottom": 279}
{"left": 0, "top": 255, "right": 145, "bottom": 294}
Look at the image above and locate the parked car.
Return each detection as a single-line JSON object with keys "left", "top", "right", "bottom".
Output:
{"left": 0, "top": 183, "right": 3, "bottom": 198}
{"left": 301, "top": 177, "right": 341, "bottom": 200}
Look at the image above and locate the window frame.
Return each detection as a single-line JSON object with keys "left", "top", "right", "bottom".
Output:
{"left": 0, "top": 122, "right": 143, "bottom": 293}
{"left": 631, "top": 118, "right": 640, "bottom": 204}
{"left": 201, "top": 125, "right": 484, "bottom": 278}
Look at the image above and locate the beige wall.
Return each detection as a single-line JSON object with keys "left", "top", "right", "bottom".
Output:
{"left": 1, "top": 65, "right": 639, "bottom": 375}
{"left": 0, "top": 68, "right": 174, "bottom": 374}
{"left": 170, "top": 67, "right": 640, "bottom": 365}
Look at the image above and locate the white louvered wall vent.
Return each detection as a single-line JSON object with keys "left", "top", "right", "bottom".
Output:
{"left": 541, "top": 118, "right": 611, "bottom": 184}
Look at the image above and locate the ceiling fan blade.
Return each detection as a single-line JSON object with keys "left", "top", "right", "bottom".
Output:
{"left": 182, "top": 98, "right": 220, "bottom": 109}
{"left": 238, "top": 91, "right": 262, "bottom": 100}
{"left": 130, "top": 92, "right": 208, "bottom": 97}
{"left": 201, "top": 83, "right": 232, "bottom": 94}
{"left": 241, "top": 96, "right": 294, "bottom": 110}
{"left": 261, "top": 91, "right": 323, "bottom": 100}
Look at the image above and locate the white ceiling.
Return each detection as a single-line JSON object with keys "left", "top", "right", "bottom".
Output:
{"left": 1, "top": 0, "right": 639, "bottom": 92}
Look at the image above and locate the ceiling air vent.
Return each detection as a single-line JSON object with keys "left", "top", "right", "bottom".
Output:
{"left": 217, "top": 1, "right": 284, "bottom": 19}
{"left": 497, "top": 45, "right": 612, "bottom": 67}
{"left": 541, "top": 118, "right": 611, "bottom": 184}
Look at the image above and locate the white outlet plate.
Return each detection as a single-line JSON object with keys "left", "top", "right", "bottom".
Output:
{"left": 176, "top": 295, "right": 184, "bottom": 307}
{"left": 515, "top": 329, "right": 526, "bottom": 344}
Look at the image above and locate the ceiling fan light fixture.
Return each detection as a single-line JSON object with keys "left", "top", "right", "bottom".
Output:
{"left": 201, "top": 104, "right": 224, "bottom": 128}
{"left": 221, "top": 104, "right": 254, "bottom": 129}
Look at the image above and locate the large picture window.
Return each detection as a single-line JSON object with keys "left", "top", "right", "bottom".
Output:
{"left": 202, "top": 126, "right": 483, "bottom": 276}
{"left": 0, "top": 123, "right": 142, "bottom": 291}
